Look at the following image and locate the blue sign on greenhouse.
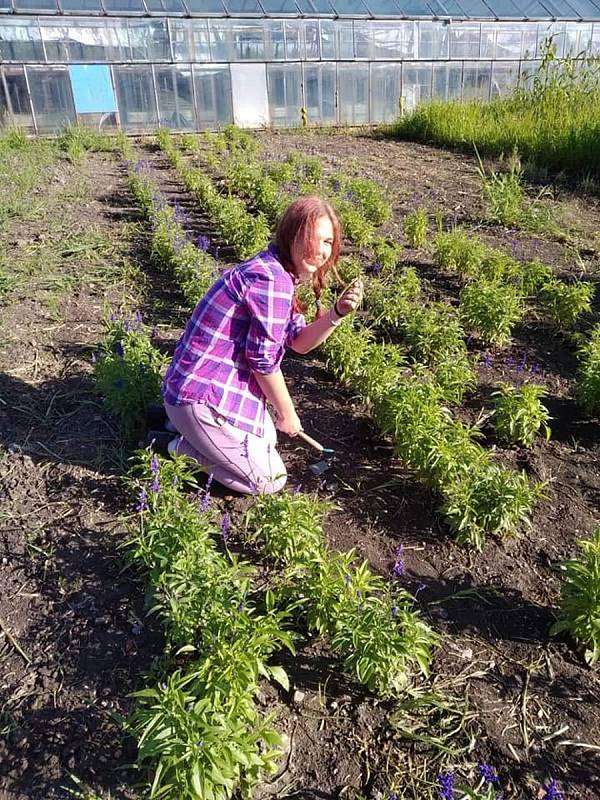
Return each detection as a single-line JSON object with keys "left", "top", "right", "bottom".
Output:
{"left": 69, "top": 65, "right": 117, "bottom": 114}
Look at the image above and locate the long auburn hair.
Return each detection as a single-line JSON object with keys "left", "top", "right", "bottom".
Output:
{"left": 275, "top": 196, "right": 342, "bottom": 315}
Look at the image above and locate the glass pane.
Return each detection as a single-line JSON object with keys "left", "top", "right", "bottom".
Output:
{"left": 0, "top": 66, "right": 34, "bottom": 130}
{"left": 211, "top": 19, "right": 265, "bottom": 59}
{"left": 462, "top": 61, "right": 491, "bottom": 100}
{"left": 145, "top": 0, "right": 187, "bottom": 12}
{"left": 521, "top": 21, "right": 537, "bottom": 56}
{"left": 565, "top": 22, "right": 594, "bottom": 53}
{"left": 260, "top": 0, "right": 299, "bottom": 12}
{"left": 223, "top": 0, "right": 263, "bottom": 13}
{"left": 265, "top": 19, "right": 285, "bottom": 58}
{"left": 490, "top": 60, "right": 519, "bottom": 96}
{"left": 418, "top": 20, "right": 449, "bottom": 57}
{"left": 334, "top": 18, "right": 354, "bottom": 57}
{"left": 520, "top": 0, "right": 556, "bottom": 15}
{"left": 0, "top": 0, "right": 11, "bottom": 12}
{"left": 103, "top": 0, "right": 145, "bottom": 11}
{"left": 304, "top": 20, "right": 321, "bottom": 57}
{"left": 400, "top": 0, "right": 435, "bottom": 12}
{"left": 370, "top": 21, "right": 415, "bottom": 58}
{"left": 27, "top": 66, "right": 75, "bottom": 133}
{"left": 114, "top": 66, "right": 158, "bottom": 130}
{"left": 267, "top": 63, "right": 301, "bottom": 127}
{"left": 41, "top": 19, "right": 131, "bottom": 61}
{"left": 303, "top": 61, "right": 336, "bottom": 123}
{"left": 171, "top": 19, "right": 192, "bottom": 60}
{"left": 450, "top": 24, "right": 481, "bottom": 57}
{"left": 193, "top": 65, "right": 233, "bottom": 128}
{"left": 456, "top": 0, "right": 496, "bottom": 15}
{"left": 401, "top": 61, "right": 431, "bottom": 110}
{"left": 190, "top": 19, "right": 212, "bottom": 59}
{"left": 486, "top": 0, "right": 521, "bottom": 16}
{"left": 308, "top": 0, "right": 335, "bottom": 12}
{"left": 59, "top": 0, "right": 104, "bottom": 12}
{"left": 185, "top": 0, "right": 226, "bottom": 12}
{"left": 538, "top": 21, "right": 565, "bottom": 56}
{"left": 14, "top": 0, "right": 57, "bottom": 11}
{"left": 427, "top": 0, "right": 462, "bottom": 15}
{"left": 156, "top": 66, "right": 195, "bottom": 129}
{"left": 567, "top": 0, "right": 600, "bottom": 17}
{"left": 332, "top": 0, "right": 369, "bottom": 14}
{"left": 0, "top": 19, "right": 44, "bottom": 61}
{"left": 128, "top": 20, "right": 169, "bottom": 60}
{"left": 338, "top": 63, "right": 369, "bottom": 124}
{"left": 365, "top": 0, "right": 404, "bottom": 14}
{"left": 432, "top": 62, "right": 461, "bottom": 99}
{"left": 284, "top": 20, "right": 303, "bottom": 58}
{"left": 370, "top": 62, "right": 401, "bottom": 123}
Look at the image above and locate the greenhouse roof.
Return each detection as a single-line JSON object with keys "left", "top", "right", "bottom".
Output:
{"left": 1, "top": 0, "right": 599, "bottom": 18}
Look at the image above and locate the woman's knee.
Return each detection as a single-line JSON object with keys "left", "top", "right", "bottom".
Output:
{"left": 258, "top": 469, "right": 287, "bottom": 495}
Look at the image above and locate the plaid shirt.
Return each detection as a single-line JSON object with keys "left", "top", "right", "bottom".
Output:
{"left": 163, "top": 244, "right": 306, "bottom": 437}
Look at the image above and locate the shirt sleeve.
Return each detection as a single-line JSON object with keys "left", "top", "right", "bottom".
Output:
{"left": 285, "top": 310, "right": 307, "bottom": 348}
{"left": 244, "top": 268, "right": 293, "bottom": 375}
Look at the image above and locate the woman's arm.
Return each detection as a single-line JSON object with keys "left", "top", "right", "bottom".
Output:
{"left": 291, "top": 278, "right": 364, "bottom": 355}
{"left": 253, "top": 370, "right": 302, "bottom": 436}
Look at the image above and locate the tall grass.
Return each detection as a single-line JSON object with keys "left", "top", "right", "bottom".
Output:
{"left": 388, "top": 43, "right": 600, "bottom": 180}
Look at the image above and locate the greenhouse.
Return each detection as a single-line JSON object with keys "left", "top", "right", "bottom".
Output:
{"left": 1, "top": 0, "right": 600, "bottom": 133}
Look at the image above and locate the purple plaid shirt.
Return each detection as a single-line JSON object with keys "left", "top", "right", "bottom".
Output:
{"left": 163, "top": 244, "right": 306, "bottom": 437}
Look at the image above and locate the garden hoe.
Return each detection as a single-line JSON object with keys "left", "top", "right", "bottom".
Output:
{"left": 296, "top": 430, "right": 335, "bottom": 476}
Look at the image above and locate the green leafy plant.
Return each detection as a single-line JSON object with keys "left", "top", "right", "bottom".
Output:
{"left": 460, "top": 279, "right": 523, "bottom": 347}
{"left": 372, "top": 237, "right": 403, "bottom": 271}
{"left": 539, "top": 277, "right": 594, "bottom": 327}
{"left": 551, "top": 527, "right": 600, "bottom": 665}
{"left": 492, "top": 382, "right": 551, "bottom": 446}
{"left": 404, "top": 207, "right": 428, "bottom": 248}
{"left": 576, "top": 323, "right": 600, "bottom": 415}
{"left": 434, "top": 229, "right": 486, "bottom": 277}
{"left": 343, "top": 176, "right": 391, "bottom": 225}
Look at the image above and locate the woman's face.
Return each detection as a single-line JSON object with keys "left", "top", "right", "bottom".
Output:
{"left": 291, "top": 215, "right": 334, "bottom": 282}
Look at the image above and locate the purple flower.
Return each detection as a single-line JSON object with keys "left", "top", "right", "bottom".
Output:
{"left": 370, "top": 263, "right": 382, "bottom": 277}
{"left": 221, "top": 513, "right": 231, "bottom": 544}
{"left": 151, "top": 454, "right": 159, "bottom": 476}
{"left": 91, "top": 352, "right": 97, "bottom": 364}
{"left": 344, "top": 574, "right": 352, "bottom": 585}
{"left": 506, "top": 355, "right": 514, "bottom": 368}
{"left": 115, "top": 341, "right": 124, "bottom": 358}
{"left": 172, "top": 475, "right": 178, "bottom": 488}
{"left": 123, "top": 319, "right": 132, "bottom": 333}
{"left": 109, "top": 312, "right": 117, "bottom": 322}
{"left": 293, "top": 484, "right": 303, "bottom": 494}
{"left": 237, "top": 601, "right": 245, "bottom": 612}
{"left": 213, "top": 245, "right": 220, "bottom": 260}
{"left": 482, "top": 353, "right": 493, "bottom": 368}
{"left": 542, "top": 779, "right": 564, "bottom": 800}
{"left": 197, "top": 234, "right": 210, "bottom": 252}
{"left": 390, "top": 605, "right": 398, "bottom": 618}
{"left": 392, "top": 545, "right": 405, "bottom": 578}
{"left": 438, "top": 772, "right": 455, "bottom": 800}
{"left": 151, "top": 475, "right": 160, "bottom": 494}
{"left": 135, "top": 310, "right": 143, "bottom": 328}
{"left": 388, "top": 794, "right": 400, "bottom": 800}
{"left": 199, "top": 473, "right": 213, "bottom": 512}
{"left": 136, "top": 487, "right": 148, "bottom": 512}
{"left": 114, "top": 378, "right": 124, "bottom": 391}
{"left": 478, "top": 763, "right": 500, "bottom": 785}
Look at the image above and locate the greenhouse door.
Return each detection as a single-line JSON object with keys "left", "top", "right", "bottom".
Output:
{"left": 230, "top": 64, "right": 269, "bottom": 128}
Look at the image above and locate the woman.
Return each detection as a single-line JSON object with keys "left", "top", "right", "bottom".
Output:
{"left": 162, "top": 195, "right": 363, "bottom": 494}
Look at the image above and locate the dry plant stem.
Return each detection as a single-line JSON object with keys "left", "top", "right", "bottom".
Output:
{"left": 0, "top": 614, "right": 31, "bottom": 664}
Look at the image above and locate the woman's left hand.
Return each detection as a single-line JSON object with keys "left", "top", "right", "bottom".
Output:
{"left": 336, "top": 278, "right": 364, "bottom": 317}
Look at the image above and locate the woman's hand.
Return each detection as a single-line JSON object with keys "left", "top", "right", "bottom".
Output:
{"left": 276, "top": 409, "right": 303, "bottom": 437}
{"left": 335, "top": 277, "right": 364, "bottom": 317}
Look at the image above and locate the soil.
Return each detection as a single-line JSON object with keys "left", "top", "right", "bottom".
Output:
{"left": 1, "top": 132, "right": 599, "bottom": 800}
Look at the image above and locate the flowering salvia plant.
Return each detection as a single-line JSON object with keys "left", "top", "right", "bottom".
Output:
{"left": 575, "top": 322, "right": 600, "bottom": 415}
{"left": 491, "top": 382, "right": 551, "bottom": 447}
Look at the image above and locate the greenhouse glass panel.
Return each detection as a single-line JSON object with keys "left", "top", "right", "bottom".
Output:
{"left": 128, "top": 20, "right": 170, "bottom": 61}
{"left": 156, "top": 66, "right": 195, "bottom": 129}
{"left": 401, "top": 0, "right": 436, "bottom": 13}
{"left": 565, "top": 22, "right": 593, "bottom": 54}
{"left": 322, "top": 19, "right": 353, "bottom": 58}
{"left": 0, "top": 67, "right": 34, "bottom": 130}
{"left": 338, "top": 63, "right": 369, "bottom": 123}
{"left": 538, "top": 21, "right": 565, "bottom": 56}
{"left": 42, "top": 18, "right": 130, "bottom": 62}
{"left": 260, "top": 0, "right": 300, "bottom": 12}
{"left": 519, "top": 58, "right": 541, "bottom": 82}
{"left": 401, "top": 61, "right": 431, "bottom": 110}
{"left": 450, "top": 25, "right": 481, "bottom": 58}
{"left": 591, "top": 22, "right": 600, "bottom": 53}
{"left": 354, "top": 21, "right": 370, "bottom": 57}
{"left": 265, "top": 19, "right": 285, "bottom": 59}
{"left": 14, "top": 0, "right": 57, "bottom": 12}
{"left": 59, "top": 0, "right": 104, "bottom": 13}
{"left": 364, "top": 0, "right": 405, "bottom": 16}
{"left": 145, "top": 0, "right": 187, "bottom": 13}
{"left": 490, "top": 60, "right": 519, "bottom": 96}
{"left": 566, "top": 0, "right": 600, "bottom": 18}
{"left": 519, "top": 0, "right": 557, "bottom": 16}
{"left": 304, "top": 20, "right": 320, "bottom": 58}
{"left": 0, "top": 19, "right": 44, "bottom": 62}
{"left": 462, "top": 61, "right": 491, "bottom": 100}
{"left": 455, "top": 0, "right": 495, "bottom": 16}
{"left": 521, "top": 22, "right": 538, "bottom": 57}
{"left": 370, "top": 62, "right": 401, "bottom": 122}
{"left": 485, "top": 0, "right": 521, "bottom": 17}
{"left": 170, "top": 20, "right": 192, "bottom": 60}
{"left": 305, "top": 0, "right": 335, "bottom": 13}
{"left": 190, "top": 19, "right": 212, "bottom": 60}
{"left": 185, "top": 0, "right": 226, "bottom": 13}
{"left": 267, "top": 63, "right": 301, "bottom": 126}
{"left": 331, "top": 0, "right": 369, "bottom": 15}
{"left": 113, "top": 66, "right": 158, "bottom": 129}
{"left": 27, "top": 66, "right": 75, "bottom": 132}
{"left": 418, "top": 21, "right": 449, "bottom": 58}
{"left": 223, "top": 0, "right": 263, "bottom": 14}
{"left": 103, "top": 0, "right": 145, "bottom": 13}
{"left": 211, "top": 19, "right": 264, "bottom": 59}
{"left": 193, "top": 65, "right": 233, "bottom": 128}
{"left": 362, "top": 21, "right": 415, "bottom": 59}
{"left": 0, "top": 0, "right": 11, "bottom": 12}
{"left": 432, "top": 62, "right": 461, "bottom": 99}
{"left": 284, "top": 19, "right": 303, "bottom": 58}
{"left": 482, "top": 24, "right": 522, "bottom": 58}
{"left": 303, "top": 62, "right": 336, "bottom": 123}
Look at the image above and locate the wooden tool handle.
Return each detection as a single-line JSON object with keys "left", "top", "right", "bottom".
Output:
{"left": 297, "top": 429, "right": 325, "bottom": 452}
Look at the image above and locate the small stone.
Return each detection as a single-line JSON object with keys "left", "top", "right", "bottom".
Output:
{"left": 292, "top": 690, "right": 305, "bottom": 705}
